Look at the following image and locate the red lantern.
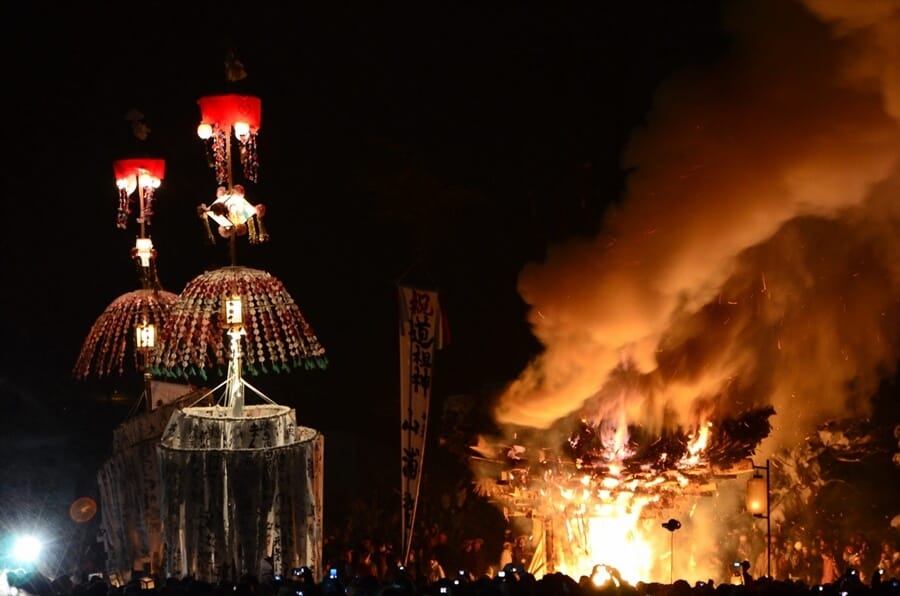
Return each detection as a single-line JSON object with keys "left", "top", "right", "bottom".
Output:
{"left": 113, "top": 158, "right": 166, "bottom": 183}
{"left": 197, "top": 94, "right": 261, "bottom": 183}
{"left": 197, "top": 94, "right": 261, "bottom": 132}
{"left": 113, "top": 158, "right": 165, "bottom": 231}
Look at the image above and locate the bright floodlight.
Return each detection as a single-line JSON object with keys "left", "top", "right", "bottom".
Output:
{"left": 12, "top": 535, "right": 42, "bottom": 563}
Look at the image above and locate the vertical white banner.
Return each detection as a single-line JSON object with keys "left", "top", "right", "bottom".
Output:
{"left": 398, "top": 285, "right": 442, "bottom": 564}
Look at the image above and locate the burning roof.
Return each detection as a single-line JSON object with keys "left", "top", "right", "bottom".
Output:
{"left": 471, "top": 406, "right": 773, "bottom": 515}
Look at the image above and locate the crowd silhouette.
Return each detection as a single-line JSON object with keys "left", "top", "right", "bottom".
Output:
{"left": 6, "top": 521, "right": 900, "bottom": 596}
{"left": 7, "top": 561, "right": 900, "bottom": 596}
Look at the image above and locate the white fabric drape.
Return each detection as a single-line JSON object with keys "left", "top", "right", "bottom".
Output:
{"left": 97, "top": 402, "right": 178, "bottom": 579}
{"left": 158, "top": 405, "right": 323, "bottom": 582}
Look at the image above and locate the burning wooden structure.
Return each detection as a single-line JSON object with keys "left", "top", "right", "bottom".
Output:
{"left": 470, "top": 406, "right": 774, "bottom": 582}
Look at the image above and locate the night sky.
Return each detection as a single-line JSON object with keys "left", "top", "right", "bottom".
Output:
{"left": 1, "top": 6, "right": 724, "bottom": 452}
{"left": 2, "top": 0, "right": 898, "bottom": 560}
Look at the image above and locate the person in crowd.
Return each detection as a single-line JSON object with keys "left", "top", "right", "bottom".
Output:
{"left": 807, "top": 542, "right": 824, "bottom": 586}
{"left": 259, "top": 556, "right": 274, "bottom": 587}
{"left": 877, "top": 539, "right": 895, "bottom": 571}
{"left": 783, "top": 540, "right": 801, "bottom": 580}
{"left": 753, "top": 539, "right": 785, "bottom": 579}
{"left": 820, "top": 539, "right": 841, "bottom": 585}
{"left": 459, "top": 538, "right": 475, "bottom": 579}
{"left": 739, "top": 559, "right": 753, "bottom": 586}
{"left": 795, "top": 542, "right": 814, "bottom": 585}
{"left": 499, "top": 540, "right": 514, "bottom": 570}
{"left": 424, "top": 553, "right": 445, "bottom": 585}
{"left": 470, "top": 537, "right": 488, "bottom": 579}
{"left": 512, "top": 535, "right": 531, "bottom": 570}
{"left": 430, "top": 531, "right": 454, "bottom": 574}
{"left": 735, "top": 534, "right": 752, "bottom": 566}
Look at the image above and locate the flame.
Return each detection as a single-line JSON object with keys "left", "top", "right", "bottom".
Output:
{"left": 680, "top": 421, "right": 712, "bottom": 467}
{"left": 471, "top": 391, "right": 762, "bottom": 584}
{"left": 562, "top": 498, "right": 657, "bottom": 583}
{"left": 546, "top": 468, "right": 658, "bottom": 584}
{"left": 490, "top": 409, "right": 716, "bottom": 582}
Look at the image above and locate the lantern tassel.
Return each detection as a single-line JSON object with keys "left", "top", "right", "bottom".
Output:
{"left": 203, "top": 138, "right": 216, "bottom": 169}
{"left": 197, "top": 205, "right": 216, "bottom": 244}
{"left": 213, "top": 128, "right": 228, "bottom": 185}
{"left": 239, "top": 133, "right": 259, "bottom": 182}
{"left": 117, "top": 188, "right": 131, "bottom": 229}
{"left": 140, "top": 186, "right": 155, "bottom": 226}
{"left": 247, "top": 216, "right": 259, "bottom": 244}
{"left": 255, "top": 205, "right": 269, "bottom": 243}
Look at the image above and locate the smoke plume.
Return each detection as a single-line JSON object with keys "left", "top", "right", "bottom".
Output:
{"left": 495, "top": 0, "right": 900, "bottom": 448}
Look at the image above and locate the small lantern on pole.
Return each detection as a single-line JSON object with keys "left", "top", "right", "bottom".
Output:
{"left": 220, "top": 291, "right": 247, "bottom": 417}
{"left": 134, "top": 319, "right": 157, "bottom": 412}
{"left": 746, "top": 460, "right": 771, "bottom": 578}
{"left": 135, "top": 321, "right": 156, "bottom": 350}
{"left": 224, "top": 294, "right": 244, "bottom": 329}
{"left": 134, "top": 237, "right": 155, "bottom": 268}
{"left": 113, "top": 157, "right": 165, "bottom": 291}
{"left": 113, "top": 158, "right": 164, "bottom": 232}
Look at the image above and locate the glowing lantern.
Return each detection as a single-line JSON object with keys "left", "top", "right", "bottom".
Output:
{"left": 196, "top": 94, "right": 261, "bottom": 183}
{"left": 233, "top": 121, "right": 251, "bottom": 140}
{"left": 746, "top": 459, "right": 772, "bottom": 578}
{"left": 224, "top": 294, "right": 243, "bottom": 328}
{"left": 133, "top": 237, "right": 155, "bottom": 267}
{"left": 135, "top": 321, "right": 156, "bottom": 350}
{"left": 113, "top": 158, "right": 165, "bottom": 230}
{"left": 746, "top": 474, "right": 767, "bottom": 515}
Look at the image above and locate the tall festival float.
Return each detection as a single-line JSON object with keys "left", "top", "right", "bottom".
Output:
{"left": 74, "top": 111, "right": 206, "bottom": 582}
{"left": 149, "top": 80, "right": 328, "bottom": 583}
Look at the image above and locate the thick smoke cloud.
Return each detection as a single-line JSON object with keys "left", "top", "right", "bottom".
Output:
{"left": 495, "top": 0, "right": 900, "bottom": 447}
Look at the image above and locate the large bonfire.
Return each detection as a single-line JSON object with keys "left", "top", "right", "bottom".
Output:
{"left": 471, "top": 0, "right": 900, "bottom": 586}
{"left": 471, "top": 403, "right": 774, "bottom": 583}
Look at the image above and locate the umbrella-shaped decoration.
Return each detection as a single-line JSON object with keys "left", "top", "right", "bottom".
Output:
{"left": 151, "top": 266, "right": 327, "bottom": 382}
{"left": 74, "top": 288, "right": 178, "bottom": 379}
